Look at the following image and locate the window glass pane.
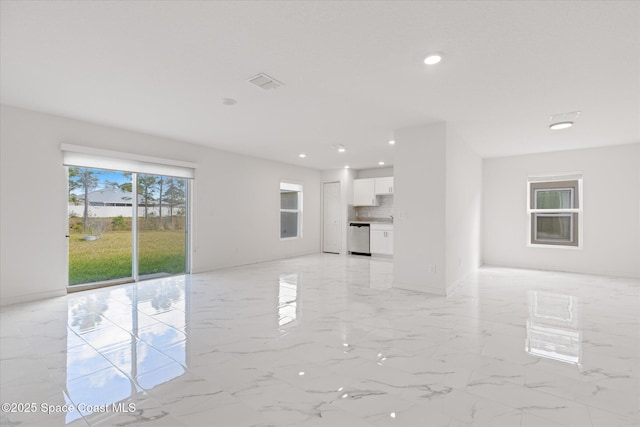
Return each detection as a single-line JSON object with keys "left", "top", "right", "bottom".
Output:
{"left": 281, "top": 191, "right": 299, "bottom": 210}
{"left": 535, "top": 189, "right": 572, "bottom": 209}
{"left": 68, "top": 168, "right": 133, "bottom": 285}
{"left": 138, "top": 174, "right": 187, "bottom": 278}
{"left": 536, "top": 214, "right": 572, "bottom": 241}
{"left": 280, "top": 212, "right": 298, "bottom": 238}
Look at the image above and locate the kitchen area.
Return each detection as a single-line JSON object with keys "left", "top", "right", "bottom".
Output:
{"left": 348, "top": 171, "right": 394, "bottom": 257}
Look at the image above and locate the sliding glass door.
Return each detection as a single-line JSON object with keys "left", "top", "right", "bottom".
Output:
{"left": 137, "top": 174, "right": 188, "bottom": 279}
{"left": 68, "top": 168, "right": 189, "bottom": 287}
{"left": 68, "top": 167, "right": 134, "bottom": 285}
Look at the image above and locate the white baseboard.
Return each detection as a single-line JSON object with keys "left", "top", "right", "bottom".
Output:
{"left": 0, "top": 289, "right": 67, "bottom": 307}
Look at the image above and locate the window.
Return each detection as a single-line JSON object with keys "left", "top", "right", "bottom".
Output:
{"left": 528, "top": 178, "right": 581, "bottom": 247}
{"left": 280, "top": 182, "right": 302, "bottom": 239}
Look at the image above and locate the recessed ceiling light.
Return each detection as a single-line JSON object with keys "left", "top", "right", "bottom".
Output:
{"left": 338, "top": 146, "right": 346, "bottom": 153}
{"left": 378, "top": 161, "right": 385, "bottom": 166}
{"left": 388, "top": 140, "right": 395, "bottom": 145}
{"left": 424, "top": 53, "right": 443, "bottom": 65}
{"left": 221, "top": 98, "right": 237, "bottom": 106}
{"left": 344, "top": 165, "right": 350, "bottom": 169}
{"left": 299, "top": 153, "right": 306, "bottom": 158}
{"left": 549, "top": 121, "right": 574, "bottom": 130}
{"left": 549, "top": 111, "right": 580, "bottom": 130}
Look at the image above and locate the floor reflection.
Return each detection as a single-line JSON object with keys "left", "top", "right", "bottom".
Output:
{"left": 2, "top": 257, "right": 637, "bottom": 427}
{"left": 525, "top": 290, "right": 581, "bottom": 365}
{"left": 278, "top": 273, "right": 299, "bottom": 327}
{"left": 65, "top": 278, "right": 188, "bottom": 423}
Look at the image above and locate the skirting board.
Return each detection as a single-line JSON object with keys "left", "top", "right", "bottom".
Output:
{"left": 1, "top": 289, "right": 67, "bottom": 307}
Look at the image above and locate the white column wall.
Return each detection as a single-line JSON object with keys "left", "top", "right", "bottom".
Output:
{"left": 393, "top": 123, "right": 447, "bottom": 295}
{"left": 445, "top": 132, "right": 483, "bottom": 293}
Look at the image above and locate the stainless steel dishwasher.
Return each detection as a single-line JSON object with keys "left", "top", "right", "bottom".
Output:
{"left": 348, "top": 223, "right": 370, "bottom": 255}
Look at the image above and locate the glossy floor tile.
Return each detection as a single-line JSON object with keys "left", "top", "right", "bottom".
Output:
{"left": 1, "top": 254, "right": 638, "bottom": 426}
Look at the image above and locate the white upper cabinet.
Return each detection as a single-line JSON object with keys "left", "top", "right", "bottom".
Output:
{"left": 374, "top": 177, "right": 394, "bottom": 195}
{"left": 353, "top": 179, "right": 378, "bottom": 206}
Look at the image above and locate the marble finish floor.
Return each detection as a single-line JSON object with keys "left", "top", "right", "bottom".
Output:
{"left": 1, "top": 254, "right": 639, "bottom": 426}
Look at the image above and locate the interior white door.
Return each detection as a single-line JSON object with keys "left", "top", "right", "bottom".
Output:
{"left": 323, "top": 182, "right": 341, "bottom": 254}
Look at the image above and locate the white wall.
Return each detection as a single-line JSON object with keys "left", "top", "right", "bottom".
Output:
{"left": 483, "top": 143, "right": 640, "bottom": 278}
{"left": 393, "top": 123, "right": 447, "bottom": 295}
{"left": 321, "top": 167, "right": 355, "bottom": 254}
{"left": 356, "top": 167, "right": 394, "bottom": 179}
{"left": 0, "top": 105, "right": 321, "bottom": 305}
{"left": 445, "top": 133, "right": 483, "bottom": 293}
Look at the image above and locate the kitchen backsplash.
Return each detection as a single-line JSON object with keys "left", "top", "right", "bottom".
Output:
{"left": 351, "top": 194, "right": 394, "bottom": 220}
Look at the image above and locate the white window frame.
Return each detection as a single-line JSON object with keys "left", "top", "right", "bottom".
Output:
{"left": 280, "top": 182, "right": 303, "bottom": 240}
{"left": 527, "top": 175, "right": 583, "bottom": 249}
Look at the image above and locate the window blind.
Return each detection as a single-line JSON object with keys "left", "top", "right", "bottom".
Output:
{"left": 528, "top": 172, "right": 583, "bottom": 183}
{"left": 61, "top": 143, "right": 196, "bottom": 179}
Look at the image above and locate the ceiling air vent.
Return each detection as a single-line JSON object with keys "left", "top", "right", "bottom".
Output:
{"left": 248, "top": 73, "right": 284, "bottom": 91}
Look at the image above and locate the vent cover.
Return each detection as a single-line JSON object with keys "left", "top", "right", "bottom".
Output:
{"left": 248, "top": 73, "right": 284, "bottom": 90}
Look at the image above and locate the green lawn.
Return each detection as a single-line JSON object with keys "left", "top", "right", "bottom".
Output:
{"left": 69, "top": 230, "right": 186, "bottom": 285}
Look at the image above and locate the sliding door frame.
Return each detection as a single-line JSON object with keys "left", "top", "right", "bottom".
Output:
{"left": 132, "top": 172, "right": 139, "bottom": 281}
{"left": 66, "top": 169, "right": 192, "bottom": 292}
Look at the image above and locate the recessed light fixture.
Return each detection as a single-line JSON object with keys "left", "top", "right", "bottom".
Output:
{"left": 378, "top": 161, "right": 385, "bottom": 166}
{"left": 221, "top": 98, "right": 237, "bottom": 106}
{"left": 549, "top": 121, "right": 574, "bottom": 130}
{"left": 299, "top": 153, "right": 306, "bottom": 158}
{"left": 337, "top": 146, "right": 346, "bottom": 153}
{"left": 388, "top": 140, "right": 395, "bottom": 145}
{"left": 549, "top": 111, "right": 580, "bottom": 130}
{"left": 424, "top": 52, "right": 443, "bottom": 65}
{"left": 344, "top": 165, "right": 350, "bottom": 169}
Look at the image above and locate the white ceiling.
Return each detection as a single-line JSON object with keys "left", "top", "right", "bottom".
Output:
{"left": 1, "top": 1, "right": 639, "bottom": 170}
